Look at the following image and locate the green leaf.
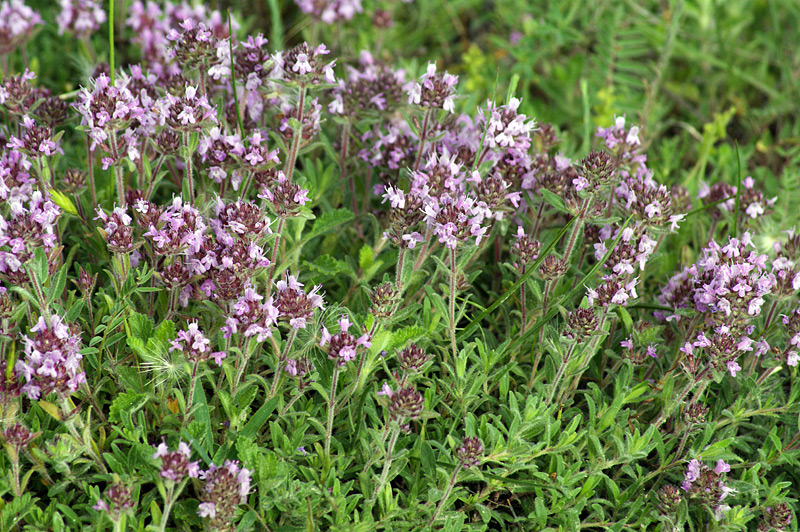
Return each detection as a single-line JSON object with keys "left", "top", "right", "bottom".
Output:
{"left": 540, "top": 189, "right": 569, "bottom": 213}
{"left": 359, "top": 245, "right": 373, "bottom": 270}
{"left": 304, "top": 208, "right": 354, "bottom": 241}
{"left": 109, "top": 392, "right": 149, "bottom": 431}
{"left": 240, "top": 396, "right": 280, "bottom": 440}
{"left": 303, "top": 255, "right": 353, "bottom": 280}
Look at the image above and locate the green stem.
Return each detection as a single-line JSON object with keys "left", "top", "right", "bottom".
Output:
{"left": 109, "top": 134, "right": 126, "bottom": 206}
{"left": 183, "top": 133, "right": 194, "bottom": 203}
{"left": 546, "top": 343, "right": 575, "bottom": 405}
{"left": 413, "top": 109, "right": 433, "bottom": 172}
{"left": 182, "top": 361, "right": 200, "bottom": 429}
{"left": 396, "top": 248, "right": 406, "bottom": 291}
{"left": 369, "top": 427, "right": 400, "bottom": 505}
{"left": 324, "top": 367, "right": 340, "bottom": 458}
{"left": 519, "top": 265, "right": 527, "bottom": 334}
{"left": 265, "top": 216, "right": 286, "bottom": 299}
{"left": 10, "top": 458, "right": 21, "bottom": 497}
{"left": 269, "top": 328, "right": 298, "bottom": 398}
{"left": 284, "top": 85, "right": 307, "bottom": 183}
{"left": 109, "top": 0, "right": 115, "bottom": 85}
{"left": 448, "top": 247, "right": 458, "bottom": 367}
{"left": 428, "top": 464, "right": 463, "bottom": 526}
{"left": 157, "top": 483, "right": 177, "bottom": 532}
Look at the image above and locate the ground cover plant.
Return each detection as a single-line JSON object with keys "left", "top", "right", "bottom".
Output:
{"left": 1, "top": 0, "right": 800, "bottom": 530}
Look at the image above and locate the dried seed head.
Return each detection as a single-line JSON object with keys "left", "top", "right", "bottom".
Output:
{"left": 656, "top": 484, "right": 682, "bottom": 514}
{"left": 389, "top": 386, "right": 424, "bottom": 423}
{"left": 577, "top": 151, "right": 615, "bottom": 187}
{"left": 369, "top": 282, "right": 399, "bottom": 319}
{"left": 759, "top": 503, "right": 793, "bottom": 532}
{"left": 3, "top": 423, "right": 36, "bottom": 448}
{"left": 456, "top": 436, "right": 484, "bottom": 468}
{"left": 563, "top": 308, "right": 598, "bottom": 342}
{"left": 538, "top": 255, "right": 568, "bottom": 280}
{"left": 396, "top": 343, "right": 429, "bottom": 373}
{"left": 684, "top": 402, "right": 709, "bottom": 426}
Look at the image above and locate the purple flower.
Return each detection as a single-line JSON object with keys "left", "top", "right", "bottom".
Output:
{"left": 274, "top": 274, "right": 325, "bottom": 329}
{"left": 714, "top": 459, "right": 731, "bottom": 475}
{"left": 320, "top": 315, "right": 371, "bottom": 366}
{"left": 57, "top": 0, "right": 106, "bottom": 38}
{"left": 170, "top": 322, "right": 226, "bottom": 365}
{"left": 153, "top": 441, "right": 200, "bottom": 482}
{"left": 407, "top": 62, "right": 458, "bottom": 113}
{"left": 197, "top": 460, "right": 252, "bottom": 529}
{"left": 15, "top": 314, "right": 85, "bottom": 400}
{"left": 0, "top": 0, "right": 42, "bottom": 54}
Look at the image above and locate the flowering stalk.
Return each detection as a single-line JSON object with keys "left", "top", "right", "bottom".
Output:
{"left": 265, "top": 216, "right": 286, "bottom": 298}
{"left": 157, "top": 481, "right": 183, "bottom": 532}
{"left": 109, "top": 134, "right": 126, "bottom": 207}
{"left": 448, "top": 247, "right": 458, "bottom": 364}
{"left": 396, "top": 248, "right": 406, "bottom": 289}
{"left": 520, "top": 265, "right": 527, "bottom": 333}
{"left": 340, "top": 119, "right": 361, "bottom": 235}
{"left": 183, "top": 133, "right": 194, "bottom": 203}
{"left": 87, "top": 138, "right": 96, "bottom": 206}
{"left": 324, "top": 367, "right": 339, "bottom": 458}
{"left": 284, "top": 84, "right": 307, "bottom": 183}
{"left": 231, "top": 339, "right": 257, "bottom": 397}
{"left": 369, "top": 426, "right": 400, "bottom": 505}
{"left": 181, "top": 361, "right": 200, "bottom": 429}
{"left": 546, "top": 342, "right": 576, "bottom": 405}
{"left": 561, "top": 196, "right": 593, "bottom": 273}
{"left": 413, "top": 108, "right": 433, "bottom": 172}
{"left": 269, "top": 328, "right": 298, "bottom": 398}
{"left": 427, "top": 463, "right": 462, "bottom": 526}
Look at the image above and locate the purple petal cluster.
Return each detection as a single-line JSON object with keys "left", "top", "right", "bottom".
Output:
{"left": 15, "top": 314, "right": 85, "bottom": 400}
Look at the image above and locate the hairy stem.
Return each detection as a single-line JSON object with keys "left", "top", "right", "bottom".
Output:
{"left": 370, "top": 427, "right": 401, "bottom": 505}
{"left": 324, "top": 367, "right": 340, "bottom": 458}
{"left": 428, "top": 464, "right": 463, "bottom": 526}
{"left": 182, "top": 361, "right": 200, "bottom": 429}
{"left": 413, "top": 109, "right": 433, "bottom": 172}
{"left": 265, "top": 216, "right": 286, "bottom": 299}
{"left": 183, "top": 133, "right": 194, "bottom": 203}
{"left": 269, "top": 328, "right": 298, "bottom": 398}
{"left": 284, "top": 84, "right": 307, "bottom": 183}
{"left": 448, "top": 247, "right": 458, "bottom": 367}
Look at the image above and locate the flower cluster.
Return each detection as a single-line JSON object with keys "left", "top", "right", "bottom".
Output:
{"left": 407, "top": 62, "right": 458, "bottom": 113}
{"left": 329, "top": 51, "right": 406, "bottom": 115}
{"left": 93, "top": 482, "right": 134, "bottom": 520}
{"left": 152, "top": 441, "right": 200, "bottom": 482}
{"left": 273, "top": 274, "right": 325, "bottom": 329}
{"left": 456, "top": 436, "right": 484, "bottom": 468}
{"left": 169, "top": 322, "right": 226, "bottom": 365}
{"left": 0, "top": 191, "right": 60, "bottom": 284}
{"left": 258, "top": 171, "right": 311, "bottom": 217}
{"left": 221, "top": 287, "right": 278, "bottom": 340}
{"left": 295, "top": 0, "right": 363, "bottom": 24}
{"left": 197, "top": 460, "right": 252, "bottom": 530}
{"left": 57, "top": 0, "right": 106, "bottom": 38}
{"left": 681, "top": 459, "right": 734, "bottom": 520}
{"left": 0, "top": 0, "right": 42, "bottom": 55}
{"left": 95, "top": 206, "right": 136, "bottom": 253}
{"left": 320, "top": 314, "right": 371, "bottom": 366}
{"left": 15, "top": 315, "right": 85, "bottom": 401}
{"left": 274, "top": 42, "right": 336, "bottom": 86}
